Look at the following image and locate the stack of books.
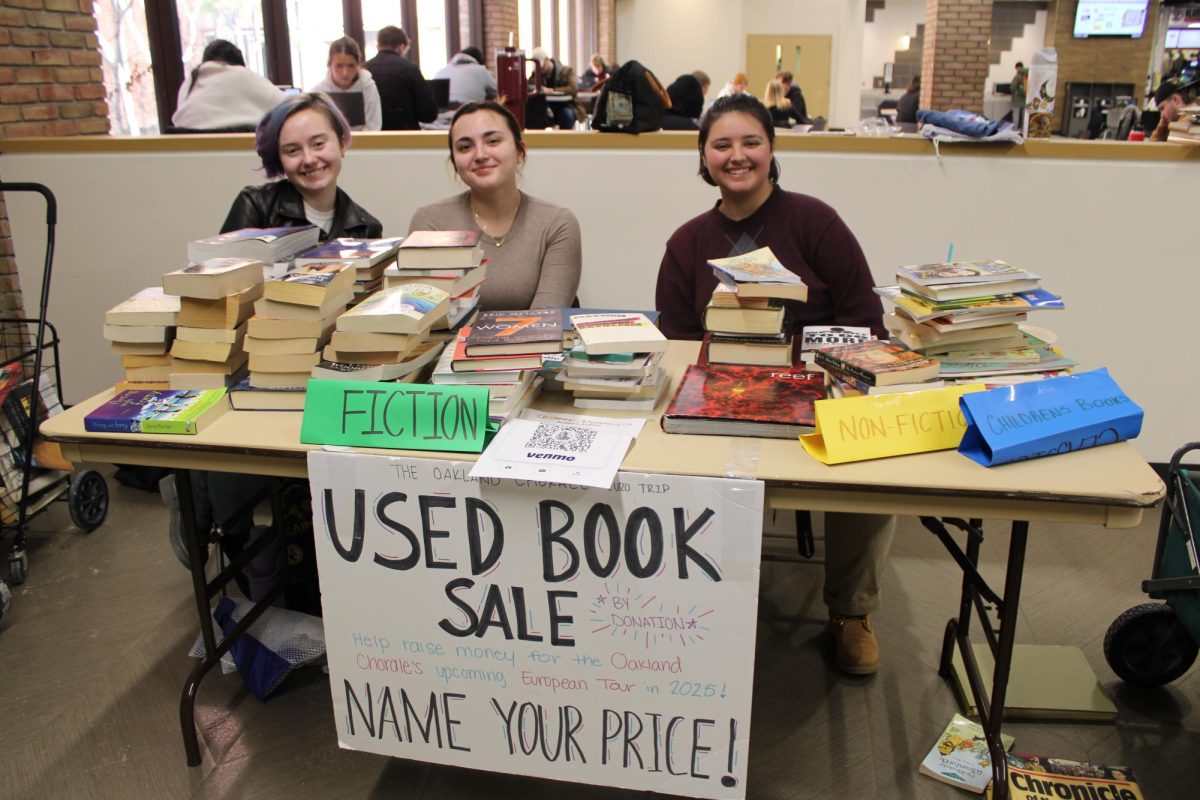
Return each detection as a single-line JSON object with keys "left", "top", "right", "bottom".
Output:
{"left": 559, "top": 312, "right": 669, "bottom": 411}
{"left": 429, "top": 344, "right": 542, "bottom": 426}
{"left": 703, "top": 246, "right": 807, "bottom": 367}
{"left": 103, "top": 287, "right": 180, "bottom": 389}
{"left": 797, "top": 325, "right": 875, "bottom": 367}
{"left": 383, "top": 231, "right": 485, "bottom": 339}
{"left": 814, "top": 339, "right": 943, "bottom": 396}
{"left": 162, "top": 258, "right": 264, "bottom": 389}
{"left": 447, "top": 307, "right": 563, "bottom": 383}
{"left": 1167, "top": 106, "right": 1200, "bottom": 143}
{"left": 313, "top": 283, "right": 450, "bottom": 383}
{"left": 877, "top": 259, "right": 1072, "bottom": 386}
{"left": 188, "top": 225, "right": 320, "bottom": 279}
{"left": 241, "top": 261, "right": 357, "bottom": 389}
{"left": 294, "top": 236, "right": 403, "bottom": 305}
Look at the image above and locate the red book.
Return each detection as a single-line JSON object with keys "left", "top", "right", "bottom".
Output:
{"left": 661, "top": 363, "right": 826, "bottom": 438}
{"left": 451, "top": 327, "right": 544, "bottom": 372}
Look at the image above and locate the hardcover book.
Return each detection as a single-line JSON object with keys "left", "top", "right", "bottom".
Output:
{"left": 105, "top": 287, "right": 180, "bottom": 327}
{"left": 571, "top": 312, "right": 667, "bottom": 355}
{"left": 227, "top": 377, "right": 306, "bottom": 411}
{"left": 464, "top": 308, "right": 564, "bottom": 356}
{"left": 814, "top": 340, "right": 940, "bottom": 386}
{"left": 707, "top": 246, "right": 808, "bottom": 302}
{"left": 264, "top": 261, "right": 356, "bottom": 307}
{"left": 395, "top": 230, "right": 484, "bottom": 269}
{"left": 918, "top": 714, "right": 1014, "bottom": 794}
{"left": 83, "top": 388, "right": 228, "bottom": 434}
{"left": 705, "top": 332, "right": 793, "bottom": 367}
{"left": 335, "top": 283, "right": 450, "bottom": 334}
{"left": 162, "top": 257, "right": 265, "bottom": 300}
{"left": 451, "top": 327, "right": 545, "bottom": 372}
{"left": 294, "top": 237, "right": 403, "bottom": 270}
{"left": 992, "top": 753, "right": 1143, "bottom": 800}
{"left": 661, "top": 363, "right": 825, "bottom": 438}
{"left": 187, "top": 225, "right": 319, "bottom": 264}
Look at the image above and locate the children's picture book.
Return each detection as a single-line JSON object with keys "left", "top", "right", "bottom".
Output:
{"left": 993, "top": 753, "right": 1143, "bottom": 800}
{"left": 187, "top": 225, "right": 319, "bottom": 264}
{"left": 661, "top": 363, "right": 825, "bottom": 438}
{"left": 918, "top": 713, "right": 1014, "bottom": 794}
{"left": 814, "top": 340, "right": 940, "bottom": 386}
{"left": 877, "top": 286, "right": 1065, "bottom": 324}
{"left": 105, "top": 287, "right": 181, "bottom": 326}
{"left": 708, "top": 246, "right": 808, "bottom": 301}
{"left": 294, "top": 237, "right": 403, "bottom": 270}
{"left": 264, "top": 261, "right": 356, "bottom": 307}
{"left": 571, "top": 312, "right": 668, "bottom": 355}
{"left": 396, "top": 230, "right": 484, "bottom": 269}
{"left": 83, "top": 388, "right": 228, "bottom": 434}
{"left": 897, "top": 259, "right": 1030, "bottom": 286}
{"left": 335, "top": 283, "right": 450, "bottom": 334}
{"left": 162, "top": 257, "right": 264, "bottom": 300}
{"left": 464, "top": 308, "right": 564, "bottom": 356}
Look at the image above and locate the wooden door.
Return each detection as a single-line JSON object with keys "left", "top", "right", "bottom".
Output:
{"left": 746, "top": 34, "right": 832, "bottom": 119}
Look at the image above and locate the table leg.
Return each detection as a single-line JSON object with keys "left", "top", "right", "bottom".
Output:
{"left": 176, "top": 468, "right": 211, "bottom": 767}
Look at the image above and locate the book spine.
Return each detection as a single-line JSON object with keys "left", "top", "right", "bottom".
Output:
{"left": 822, "top": 365, "right": 872, "bottom": 394}
{"left": 139, "top": 418, "right": 197, "bottom": 435}
{"left": 813, "top": 352, "right": 876, "bottom": 385}
{"left": 83, "top": 417, "right": 141, "bottom": 433}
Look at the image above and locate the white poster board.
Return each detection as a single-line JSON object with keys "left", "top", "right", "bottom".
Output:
{"left": 308, "top": 452, "right": 765, "bottom": 799}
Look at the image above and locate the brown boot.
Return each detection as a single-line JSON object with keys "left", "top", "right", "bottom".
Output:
{"left": 830, "top": 613, "right": 880, "bottom": 675}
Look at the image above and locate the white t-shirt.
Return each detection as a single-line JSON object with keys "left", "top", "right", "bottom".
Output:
{"left": 303, "top": 202, "right": 335, "bottom": 235}
{"left": 309, "top": 70, "right": 383, "bottom": 131}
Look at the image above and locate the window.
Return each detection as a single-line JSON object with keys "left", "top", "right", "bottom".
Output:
{"left": 286, "top": 1, "right": 347, "bottom": 91}
{"left": 518, "top": 0, "right": 535, "bottom": 51}
{"left": 95, "top": 0, "right": 159, "bottom": 135}
{"left": 362, "top": 0, "right": 405, "bottom": 62}
{"left": 176, "top": 0, "right": 268, "bottom": 77}
{"left": 416, "top": 0, "right": 448, "bottom": 74}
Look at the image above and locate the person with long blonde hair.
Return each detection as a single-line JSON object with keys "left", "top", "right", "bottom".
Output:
{"left": 764, "top": 78, "right": 804, "bottom": 128}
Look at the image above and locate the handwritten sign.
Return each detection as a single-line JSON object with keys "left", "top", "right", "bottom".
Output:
{"left": 300, "top": 379, "right": 490, "bottom": 453}
{"left": 800, "top": 384, "right": 985, "bottom": 464}
{"left": 308, "top": 452, "right": 764, "bottom": 799}
{"left": 958, "top": 368, "right": 1143, "bottom": 467}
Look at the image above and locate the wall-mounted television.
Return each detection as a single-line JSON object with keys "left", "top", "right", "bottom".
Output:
{"left": 1073, "top": 0, "right": 1149, "bottom": 38}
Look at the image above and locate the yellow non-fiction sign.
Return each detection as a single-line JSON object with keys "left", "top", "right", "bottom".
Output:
{"left": 800, "top": 384, "right": 986, "bottom": 464}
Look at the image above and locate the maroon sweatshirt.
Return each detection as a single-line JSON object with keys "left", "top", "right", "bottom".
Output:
{"left": 655, "top": 186, "right": 887, "bottom": 341}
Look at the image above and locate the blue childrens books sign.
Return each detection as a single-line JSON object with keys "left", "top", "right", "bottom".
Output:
{"left": 957, "top": 368, "right": 1143, "bottom": 467}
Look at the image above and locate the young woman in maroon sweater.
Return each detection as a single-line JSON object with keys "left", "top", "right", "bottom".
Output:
{"left": 655, "top": 94, "right": 894, "bottom": 675}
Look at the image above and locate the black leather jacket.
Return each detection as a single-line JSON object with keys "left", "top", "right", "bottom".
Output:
{"left": 220, "top": 180, "right": 383, "bottom": 240}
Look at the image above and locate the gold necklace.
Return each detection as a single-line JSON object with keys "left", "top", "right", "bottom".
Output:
{"left": 470, "top": 196, "right": 521, "bottom": 248}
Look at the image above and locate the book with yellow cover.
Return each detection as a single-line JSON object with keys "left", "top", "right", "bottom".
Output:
{"left": 919, "top": 714, "right": 1014, "bottom": 794}
{"left": 989, "top": 753, "right": 1143, "bottom": 800}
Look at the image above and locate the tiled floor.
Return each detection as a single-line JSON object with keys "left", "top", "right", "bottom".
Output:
{"left": 1, "top": 466, "right": 1196, "bottom": 799}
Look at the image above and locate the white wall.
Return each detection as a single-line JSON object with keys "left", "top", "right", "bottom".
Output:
{"left": 616, "top": 0, "right": 866, "bottom": 128}
{"left": 861, "top": 0, "right": 925, "bottom": 89}
{"left": 2, "top": 138, "right": 1197, "bottom": 462}
{"left": 984, "top": 10, "right": 1049, "bottom": 120}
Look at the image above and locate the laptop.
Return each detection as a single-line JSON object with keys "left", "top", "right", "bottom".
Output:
{"left": 429, "top": 78, "right": 451, "bottom": 110}
{"left": 327, "top": 91, "right": 366, "bottom": 128}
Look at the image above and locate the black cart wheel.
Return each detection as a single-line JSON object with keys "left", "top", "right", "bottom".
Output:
{"left": 1104, "top": 603, "right": 1199, "bottom": 686}
{"left": 8, "top": 550, "right": 27, "bottom": 586}
{"left": 68, "top": 470, "right": 108, "bottom": 532}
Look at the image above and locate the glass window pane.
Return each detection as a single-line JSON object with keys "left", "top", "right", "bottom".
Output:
{"left": 363, "top": 1, "right": 405, "bottom": 62}
{"left": 518, "top": 0, "right": 533, "bottom": 50}
{"left": 286, "top": 1, "right": 347, "bottom": 92}
{"left": 177, "top": 0, "right": 268, "bottom": 78}
{"left": 539, "top": 0, "right": 553, "bottom": 55}
{"left": 95, "top": 0, "right": 159, "bottom": 135}
{"left": 558, "top": 0, "right": 571, "bottom": 67}
{"left": 416, "top": 0, "right": 448, "bottom": 75}
{"left": 459, "top": 1, "right": 473, "bottom": 55}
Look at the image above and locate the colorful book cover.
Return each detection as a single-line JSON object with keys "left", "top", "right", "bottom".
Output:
{"left": 83, "top": 388, "right": 227, "bottom": 434}
{"left": 997, "top": 753, "right": 1143, "bottom": 800}
{"left": 337, "top": 284, "right": 450, "bottom": 332}
{"left": 814, "top": 340, "right": 940, "bottom": 386}
{"left": 295, "top": 237, "right": 402, "bottom": 266}
{"left": 799, "top": 325, "right": 875, "bottom": 355}
{"left": 661, "top": 363, "right": 825, "bottom": 438}
{"left": 898, "top": 259, "right": 1029, "bottom": 286}
{"left": 194, "top": 226, "right": 314, "bottom": 246}
{"left": 275, "top": 261, "right": 353, "bottom": 287}
{"left": 400, "top": 230, "right": 482, "bottom": 249}
{"left": 878, "top": 286, "right": 1065, "bottom": 323}
{"left": 465, "top": 308, "right": 564, "bottom": 352}
{"left": 707, "top": 246, "right": 803, "bottom": 286}
{"left": 571, "top": 312, "right": 667, "bottom": 355}
{"left": 918, "top": 713, "right": 1014, "bottom": 794}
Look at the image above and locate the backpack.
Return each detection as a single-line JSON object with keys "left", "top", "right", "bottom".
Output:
{"left": 593, "top": 60, "right": 671, "bottom": 133}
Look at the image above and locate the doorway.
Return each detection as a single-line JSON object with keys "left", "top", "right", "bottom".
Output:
{"left": 746, "top": 34, "right": 832, "bottom": 119}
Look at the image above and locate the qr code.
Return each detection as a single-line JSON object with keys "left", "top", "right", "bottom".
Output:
{"left": 525, "top": 423, "right": 597, "bottom": 453}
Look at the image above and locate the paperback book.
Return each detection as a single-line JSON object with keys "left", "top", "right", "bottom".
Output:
{"left": 335, "top": 283, "right": 450, "bottom": 334}
{"left": 814, "top": 340, "right": 940, "bottom": 386}
{"left": 799, "top": 325, "right": 874, "bottom": 362}
{"left": 162, "top": 257, "right": 264, "bottom": 300}
{"left": 464, "top": 308, "right": 564, "bottom": 356}
{"left": 708, "top": 246, "right": 808, "bottom": 301}
{"left": 897, "top": 259, "right": 1031, "bottom": 286}
{"left": 991, "top": 753, "right": 1143, "bottom": 800}
{"left": 661, "top": 363, "right": 825, "bottom": 438}
{"left": 918, "top": 713, "right": 1014, "bottom": 794}
{"left": 571, "top": 312, "right": 667, "bottom": 355}
{"left": 294, "top": 236, "right": 403, "bottom": 270}
{"left": 395, "top": 230, "right": 484, "bottom": 269}
{"left": 105, "top": 287, "right": 180, "bottom": 327}
{"left": 264, "top": 261, "right": 356, "bottom": 307}
{"left": 83, "top": 388, "right": 228, "bottom": 434}
{"left": 187, "top": 225, "right": 319, "bottom": 264}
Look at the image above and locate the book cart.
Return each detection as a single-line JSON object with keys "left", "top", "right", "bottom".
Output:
{"left": 0, "top": 183, "right": 108, "bottom": 620}
{"left": 1104, "top": 442, "right": 1200, "bottom": 685}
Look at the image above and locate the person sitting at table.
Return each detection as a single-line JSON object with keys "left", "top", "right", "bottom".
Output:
{"left": 171, "top": 39, "right": 284, "bottom": 132}
{"left": 655, "top": 94, "right": 895, "bottom": 675}
{"left": 579, "top": 53, "right": 611, "bottom": 91}
{"left": 661, "top": 74, "right": 705, "bottom": 130}
{"left": 530, "top": 47, "right": 586, "bottom": 129}
{"left": 776, "top": 70, "right": 811, "bottom": 125}
{"left": 764, "top": 77, "right": 805, "bottom": 128}
{"left": 408, "top": 100, "right": 580, "bottom": 310}
{"left": 434, "top": 46, "right": 497, "bottom": 107}
{"left": 717, "top": 72, "right": 749, "bottom": 99}
{"left": 308, "top": 36, "right": 382, "bottom": 131}
{"left": 222, "top": 92, "right": 382, "bottom": 240}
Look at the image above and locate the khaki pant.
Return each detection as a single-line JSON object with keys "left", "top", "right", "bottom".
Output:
{"left": 822, "top": 511, "right": 896, "bottom": 616}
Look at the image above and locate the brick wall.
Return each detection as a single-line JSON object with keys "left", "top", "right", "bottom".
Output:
{"left": 920, "top": 0, "right": 993, "bottom": 113}
{"left": 1, "top": 0, "right": 110, "bottom": 329}
{"left": 1044, "top": 0, "right": 1159, "bottom": 131}
{"left": 482, "top": 0, "right": 518, "bottom": 72}
{"left": 597, "top": 0, "right": 615, "bottom": 66}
